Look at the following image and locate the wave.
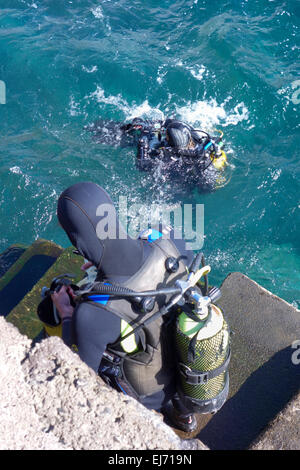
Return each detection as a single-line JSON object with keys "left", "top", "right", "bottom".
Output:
{"left": 86, "top": 86, "right": 249, "bottom": 131}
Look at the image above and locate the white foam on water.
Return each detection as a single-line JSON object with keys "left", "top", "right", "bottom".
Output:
{"left": 175, "top": 98, "right": 249, "bottom": 131}
{"left": 10, "top": 166, "right": 22, "bottom": 175}
{"left": 88, "top": 86, "right": 249, "bottom": 135}
{"left": 90, "top": 5, "right": 111, "bottom": 33}
{"left": 9, "top": 166, "right": 31, "bottom": 187}
{"left": 89, "top": 86, "right": 164, "bottom": 121}
{"left": 82, "top": 65, "right": 98, "bottom": 74}
{"left": 69, "top": 95, "right": 81, "bottom": 116}
{"left": 156, "top": 65, "right": 168, "bottom": 85}
{"left": 270, "top": 168, "right": 282, "bottom": 181}
{"left": 257, "top": 168, "right": 282, "bottom": 191}
{"left": 91, "top": 6, "right": 104, "bottom": 19}
{"left": 188, "top": 64, "right": 206, "bottom": 81}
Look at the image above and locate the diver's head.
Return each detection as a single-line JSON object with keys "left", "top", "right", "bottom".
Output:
{"left": 166, "top": 121, "right": 192, "bottom": 149}
{"left": 57, "top": 182, "right": 143, "bottom": 276}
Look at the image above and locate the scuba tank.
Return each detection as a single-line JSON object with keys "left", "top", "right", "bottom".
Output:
{"left": 175, "top": 284, "right": 230, "bottom": 414}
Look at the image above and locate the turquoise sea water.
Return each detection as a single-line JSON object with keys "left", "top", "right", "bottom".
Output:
{"left": 0, "top": 0, "right": 299, "bottom": 306}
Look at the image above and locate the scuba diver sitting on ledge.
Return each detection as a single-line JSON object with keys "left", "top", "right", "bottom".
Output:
{"left": 38, "top": 182, "right": 231, "bottom": 432}
{"left": 87, "top": 117, "right": 228, "bottom": 184}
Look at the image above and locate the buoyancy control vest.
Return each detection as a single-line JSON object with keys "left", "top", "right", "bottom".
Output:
{"left": 85, "top": 228, "right": 188, "bottom": 399}
{"left": 37, "top": 229, "right": 231, "bottom": 414}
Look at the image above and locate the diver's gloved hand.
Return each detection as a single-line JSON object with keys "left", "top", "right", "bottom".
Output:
{"left": 51, "top": 285, "right": 75, "bottom": 320}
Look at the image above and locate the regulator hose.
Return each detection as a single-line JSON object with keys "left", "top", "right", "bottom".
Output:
{"left": 79, "top": 283, "right": 182, "bottom": 299}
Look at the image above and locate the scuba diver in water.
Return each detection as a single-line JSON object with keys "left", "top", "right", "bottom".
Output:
{"left": 129, "top": 118, "right": 226, "bottom": 174}
{"left": 87, "top": 117, "right": 228, "bottom": 190}
{"left": 38, "top": 182, "right": 231, "bottom": 432}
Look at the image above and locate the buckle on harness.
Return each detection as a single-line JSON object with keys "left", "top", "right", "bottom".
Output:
{"left": 179, "top": 363, "right": 209, "bottom": 385}
{"left": 178, "top": 349, "right": 231, "bottom": 386}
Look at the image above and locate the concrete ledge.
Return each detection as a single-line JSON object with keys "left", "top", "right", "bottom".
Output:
{"left": 0, "top": 239, "right": 62, "bottom": 292}
{"left": 0, "top": 317, "right": 207, "bottom": 451}
{"left": 250, "top": 391, "right": 300, "bottom": 450}
{"left": 7, "top": 245, "right": 84, "bottom": 339}
{"left": 195, "top": 272, "right": 300, "bottom": 449}
{"left": 1, "top": 270, "right": 299, "bottom": 450}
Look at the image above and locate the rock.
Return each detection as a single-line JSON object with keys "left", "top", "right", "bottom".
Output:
{"left": 0, "top": 317, "right": 207, "bottom": 451}
{"left": 0, "top": 318, "right": 69, "bottom": 450}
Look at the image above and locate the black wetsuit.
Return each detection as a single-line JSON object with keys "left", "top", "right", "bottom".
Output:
{"left": 57, "top": 182, "right": 193, "bottom": 411}
{"left": 87, "top": 118, "right": 219, "bottom": 187}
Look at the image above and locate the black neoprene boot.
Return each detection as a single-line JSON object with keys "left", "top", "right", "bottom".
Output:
{"left": 163, "top": 398, "right": 197, "bottom": 433}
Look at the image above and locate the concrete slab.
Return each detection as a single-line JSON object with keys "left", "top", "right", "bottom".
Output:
{"left": 0, "top": 244, "right": 27, "bottom": 278}
{"left": 0, "top": 239, "right": 62, "bottom": 292}
{"left": 6, "top": 246, "right": 85, "bottom": 339}
{"left": 250, "top": 390, "right": 300, "bottom": 450}
{"left": 0, "top": 240, "right": 62, "bottom": 317}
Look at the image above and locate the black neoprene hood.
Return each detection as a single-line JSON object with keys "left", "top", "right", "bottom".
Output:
{"left": 57, "top": 181, "right": 145, "bottom": 277}
{"left": 166, "top": 121, "right": 192, "bottom": 149}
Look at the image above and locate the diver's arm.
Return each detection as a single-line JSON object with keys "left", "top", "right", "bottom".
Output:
{"left": 74, "top": 302, "right": 121, "bottom": 373}
{"left": 51, "top": 285, "right": 75, "bottom": 347}
{"left": 61, "top": 318, "right": 74, "bottom": 348}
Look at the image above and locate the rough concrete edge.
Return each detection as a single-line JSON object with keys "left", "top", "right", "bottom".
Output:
{"left": 0, "top": 238, "right": 63, "bottom": 291}
{"left": 249, "top": 391, "right": 300, "bottom": 450}
{"left": 6, "top": 245, "right": 85, "bottom": 339}
{"left": 221, "top": 272, "right": 300, "bottom": 313}
{"left": 0, "top": 316, "right": 208, "bottom": 451}
{"left": 221, "top": 272, "right": 300, "bottom": 450}
{"left": 0, "top": 317, "right": 70, "bottom": 450}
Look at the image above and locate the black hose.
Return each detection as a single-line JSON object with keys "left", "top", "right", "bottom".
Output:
{"left": 191, "top": 129, "right": 210, "bottom": 145}
{"left": 201, "top": 254, "right": 209, "bottom": 295}
{"left": 81, "top": 283, "right": 182, "bottom": 298}
{"left": 189, "top": 252, "right": 203, "bottom": 274}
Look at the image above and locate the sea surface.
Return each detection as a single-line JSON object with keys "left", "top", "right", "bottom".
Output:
{"left": 0, "top": 0, "right": 299, "bottom": 306}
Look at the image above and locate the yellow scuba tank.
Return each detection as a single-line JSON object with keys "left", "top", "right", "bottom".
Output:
{"left": 210, "top": 129, "right": 227, "bottom": 170}
{"left": 175, "top": 284, "right": 231, "bottom": 414}
{"left": 212, "top": 150, "right": 227, "bottom": 170}
{"left": 44, "top": 320, "right": 62, "bottom": 338}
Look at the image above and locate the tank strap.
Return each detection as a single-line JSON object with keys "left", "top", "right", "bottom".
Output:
{"left": 179, "top": 348, "right": 231, "bottom": 385}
